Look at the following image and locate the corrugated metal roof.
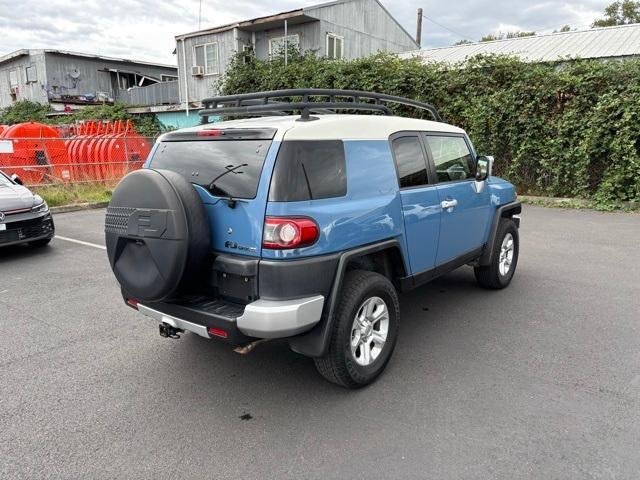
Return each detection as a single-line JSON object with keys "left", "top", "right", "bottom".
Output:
{"left": 400, "top": 23, "right": 640, "bottom": 64}
{"left": 0, "top": 48, "right": 177, "bottom": 69}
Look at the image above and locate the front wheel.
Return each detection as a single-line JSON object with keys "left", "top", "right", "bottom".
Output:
{"left": 474, "top": 218, "right": 519, "bottom": 289}
{"left": 314, "top": 270, "right": 400, "bottom": 389}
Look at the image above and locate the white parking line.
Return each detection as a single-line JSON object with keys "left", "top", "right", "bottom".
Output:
{"left": 55, "top": 235, "right": 107, "bottom": 251}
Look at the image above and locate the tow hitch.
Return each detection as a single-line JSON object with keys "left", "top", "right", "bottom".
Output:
{"left": 159, "top": 323, "right": 182, "bottom": 339}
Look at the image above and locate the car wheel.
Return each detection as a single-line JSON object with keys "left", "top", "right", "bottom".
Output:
{"left": 314, "top": 270, "right": 400, "bottom": 389}
{"left": 474, "top": 218, "right": 519, "bottom": 289}
{"left": 30, "top": 238, "right": 52, "bottom": 248}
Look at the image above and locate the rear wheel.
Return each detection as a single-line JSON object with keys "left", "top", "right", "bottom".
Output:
{"left": 314, "top": 270, "right": 400, "bottom": 389}
{"left": 474, "top": 218, "right": 519, "bottom": 289}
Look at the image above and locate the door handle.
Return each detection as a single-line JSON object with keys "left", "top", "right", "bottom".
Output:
{"left": 441, "top": 199, "right": 458, "bottom": 210}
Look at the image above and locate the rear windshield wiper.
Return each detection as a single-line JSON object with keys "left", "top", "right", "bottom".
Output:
{"left": 207, "top": 164, "right": 248, "bottom": 208}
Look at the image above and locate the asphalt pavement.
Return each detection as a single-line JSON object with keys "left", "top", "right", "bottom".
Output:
{"left": 1, "top": 206, "right": 639, "bottom": 479}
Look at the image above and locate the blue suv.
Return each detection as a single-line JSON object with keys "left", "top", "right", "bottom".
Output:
{"left": 105, "top": 90, "right": 521, "bottom": 388}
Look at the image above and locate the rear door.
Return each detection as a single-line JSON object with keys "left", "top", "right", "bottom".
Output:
{"left": 390, "top": 133, "right": 441, "bottom": 275}
{"left": 148, "top": 128, "right": 277, "bottom": 257}
{"left": 423, "top": 134, "right": 491, "bottom": 265}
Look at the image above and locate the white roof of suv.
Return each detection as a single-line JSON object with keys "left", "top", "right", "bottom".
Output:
{"left": 175, "top": 115, "right": 466, "bottom": 141}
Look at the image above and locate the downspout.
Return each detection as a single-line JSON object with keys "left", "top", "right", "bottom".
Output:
{"left": 234, "top": 27, "right": 238, "bottom": 52}
{"left": 181, "top": 38, "right": 189, "bottom": 116}
{"left": 284, "top": 19, "right": 288, "bottom": 66}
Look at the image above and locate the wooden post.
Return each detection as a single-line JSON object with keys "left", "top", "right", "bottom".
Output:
{"left": 416, "top": 8, "right": 423, "bottom": 47}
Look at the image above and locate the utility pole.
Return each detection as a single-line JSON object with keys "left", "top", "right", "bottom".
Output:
{"left": 416, "top": 8, "right": 423, "bottom": 47}
{"left": 198, "top": 0, "right": 203, "bottom": 30}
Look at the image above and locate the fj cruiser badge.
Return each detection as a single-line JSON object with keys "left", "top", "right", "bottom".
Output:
{"left": 225, "top": 240, "right": 257, "bottom": 253}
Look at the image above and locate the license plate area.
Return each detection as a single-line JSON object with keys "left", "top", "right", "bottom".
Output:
{"left": 0, "top": 224, "right": 6, "bottom": 231}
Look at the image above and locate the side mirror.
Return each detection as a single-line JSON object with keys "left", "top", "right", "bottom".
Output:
{"left": 10, "top": 173, "right": 23, "bottom": 185}
{"left": 475, "top": 156, "right": 493, "bottom": 182}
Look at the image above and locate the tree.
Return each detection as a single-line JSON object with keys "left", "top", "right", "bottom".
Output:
{"left": 593, "top": 0, "right": 640, "bottom": 27}
{"left": 454, "top": 39, "right": 473, "bottom": 45}
{"left": 556, "top": 25, "right": 572, "bottom": 32}
{"left": 506, "top": 31, "right": 536, "bottom": 39}
{"left": 480, "top": 31, "right": 536, "bottom": 42}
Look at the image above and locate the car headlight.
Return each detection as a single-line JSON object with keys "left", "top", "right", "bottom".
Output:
{"left": 32, "top": 201, "right": 49, "bottom": 214}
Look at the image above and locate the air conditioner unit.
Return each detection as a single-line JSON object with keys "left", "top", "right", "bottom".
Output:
{"left": 191, "top": 65, "right": 205, "bottom": 77}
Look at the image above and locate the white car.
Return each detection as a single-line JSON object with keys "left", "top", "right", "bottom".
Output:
{"left": 0, "top": 171, "right": 54, "bottom": 248}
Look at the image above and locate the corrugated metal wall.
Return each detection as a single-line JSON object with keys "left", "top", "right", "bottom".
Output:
{"left": 44, "top": 53, "right": 178, "bottom": 102}
{"left": 176, "top": 0, "right": 418, "bottom": 106}
{"left": 305, "top": 0, "right": 418, "bottom": 58}
{"left": 0, "top": 52, "right": 49, "bottom": 108}
{"left": 155, "top": 111, "right": 212, "bottom": 130}
{"left": 176, "top": 29, "right": 236, "bottom": 104}
{"left": 128, "top": 81, "right": 180, "bottom": 106}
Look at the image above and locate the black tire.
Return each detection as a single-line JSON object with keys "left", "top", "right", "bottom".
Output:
{"left": 314, "top": 270, "right": 400, "bottom": 389}
{"left": 30, "top": 238, "right": 51, "bottom": 248}
{"left": 474, "top": 218, "right": 519, "bottom": 289}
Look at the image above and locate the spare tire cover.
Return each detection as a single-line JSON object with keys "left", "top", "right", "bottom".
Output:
{"left": 105, "top": 169, "right": 210, "bottom": 302}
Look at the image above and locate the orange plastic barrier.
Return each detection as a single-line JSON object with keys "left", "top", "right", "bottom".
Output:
{"left": 0, "top": 122, "right": 71, "bottom": 184}
{"left": 0, "top": 120, "right": 152, "bottom": 184}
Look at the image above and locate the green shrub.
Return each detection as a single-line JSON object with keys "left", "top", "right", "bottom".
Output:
{"left": 220, "top": 52, "right": 640, "bottom": 204}
{"left": 0, "top": 101, "right": 164, "bottom": 137}
{"left": 0, "top": 100, "right": 51, "bottom": 124}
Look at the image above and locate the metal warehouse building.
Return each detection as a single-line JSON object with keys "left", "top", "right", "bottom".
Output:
{"left": 401, "top": 23, "right": 640, "bottom": 64}
{"left": 0, "top": 49, "right": 178, "bottom": 110}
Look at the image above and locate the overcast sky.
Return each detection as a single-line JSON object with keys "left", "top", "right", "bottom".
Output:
{"left": 0, "top": 0, "right": 612, "bottom": 65}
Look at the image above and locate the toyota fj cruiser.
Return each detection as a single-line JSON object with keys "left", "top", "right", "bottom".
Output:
{"left": 105, "top": 89, "right": 521, "bottom": 388}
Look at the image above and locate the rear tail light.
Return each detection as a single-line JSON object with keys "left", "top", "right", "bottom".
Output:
{"left": 262, "top": 217, "right": 319, "bottom": 249}
{"left": 197, "top": 129, "right": 224, "bottom": 137}
{"left": 126, "top": 298, "right": 139, "bottom": 310}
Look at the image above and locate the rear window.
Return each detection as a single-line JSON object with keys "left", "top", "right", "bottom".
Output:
{"left": 150, "top": 140, "right": 272, "bottom": 199}
{"left": 269, "top": 141, "right": 346, "bottom": 202}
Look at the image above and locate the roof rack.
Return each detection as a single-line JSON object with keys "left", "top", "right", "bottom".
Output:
{"left": 199, "top": 89, "right": 442, "bottom": 123}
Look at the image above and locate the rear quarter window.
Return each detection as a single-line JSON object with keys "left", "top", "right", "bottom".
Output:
{"left": 269, "top": 140, "right": 347, "bottom": 202}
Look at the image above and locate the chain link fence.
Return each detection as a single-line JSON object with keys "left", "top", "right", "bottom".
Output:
{"left": 0, "top": 134, "right": 156, "bottom": 187}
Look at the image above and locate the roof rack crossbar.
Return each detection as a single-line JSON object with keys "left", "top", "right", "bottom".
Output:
{"left": 199, "top": 89, "right": 442, "bottom": 123}
{"left": 200, "top": 101, "right": 393, "bottom": 119}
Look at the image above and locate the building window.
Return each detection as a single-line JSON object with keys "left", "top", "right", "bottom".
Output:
{"left": 193, "top": 43, "right": 220, "bottom": 75}
{"left": 161, "top": 75, "right": 178, "bottom": 82}
{"left": 25, "top": 65, "right": 37, "bottom": 83}
{"left": 242, "top": 44, "right": 255, "bottom": 64}
{"left": 9, "top": 69, "right": 18, "bottom": 87}
{"left": 269, "top": 34, "right": 300, "bottom": 56}
{"left": 326, "top": 33, "right": 344, "bottom": 59}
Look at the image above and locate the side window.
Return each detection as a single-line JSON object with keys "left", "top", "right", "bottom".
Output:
{"left": 425, "top": 136, "right": 474, "bottom": 182}
{"left": 391, "top": 136, "right": 429, "bottom": 189}
{"left": 269, "top": 141, "right": 347, "bottom": 201}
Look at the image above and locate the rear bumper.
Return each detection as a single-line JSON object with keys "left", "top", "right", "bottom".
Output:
{"left": 135, "top": 294, "right": 324, "bottom": 343}
{"left": 237, "top": 296, "right": 324, "bottom": 338}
